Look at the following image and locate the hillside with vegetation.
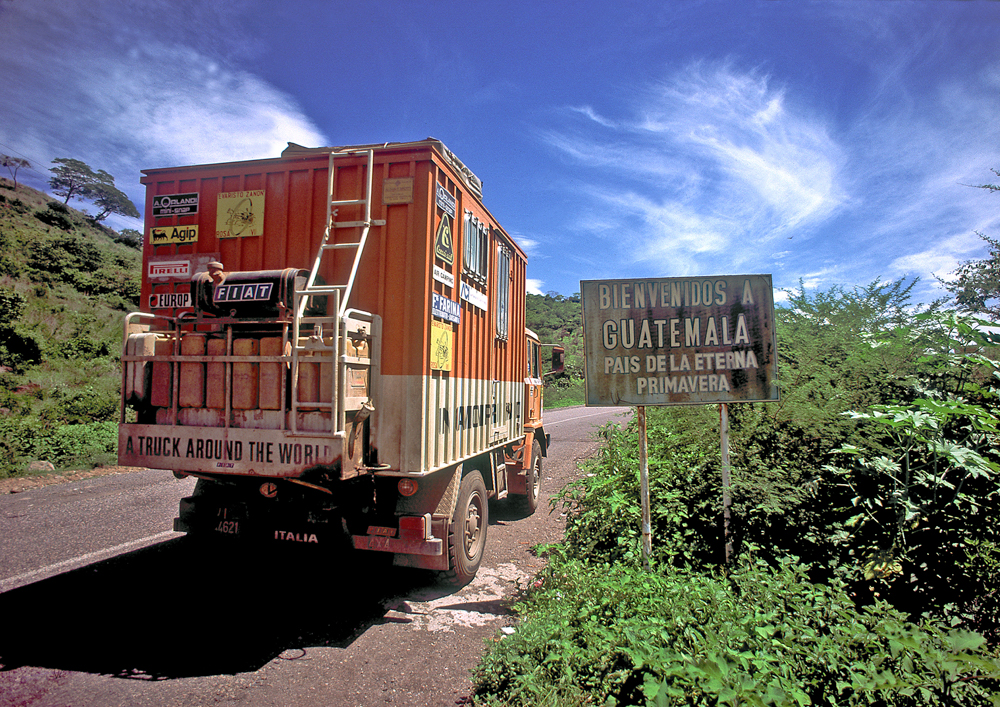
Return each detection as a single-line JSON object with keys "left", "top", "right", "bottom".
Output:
{"left": 0, "top": 177, "right": 141, "bottom": 476}
{"left": 527, "top": 292, "right": 585, "bottom": 407}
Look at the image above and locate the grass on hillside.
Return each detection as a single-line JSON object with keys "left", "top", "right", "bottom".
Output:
{"left": 1, "top": 178, "right": 141, "bottom": 477}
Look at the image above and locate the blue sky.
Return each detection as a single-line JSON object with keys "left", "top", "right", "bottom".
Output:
{"left": 2, "top": 0, "right": 998, "bottom": 304}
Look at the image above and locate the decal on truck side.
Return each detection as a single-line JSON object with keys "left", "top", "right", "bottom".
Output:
{"left": 121, "top": 431, "right": 334, "bottom": 467}
{"left": 150, "top": 225, "right": 199, "bottom": 244}
{"left": 213, "top": 282, "right": 274, "bottom": 303}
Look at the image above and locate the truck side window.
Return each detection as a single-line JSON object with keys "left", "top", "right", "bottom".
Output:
{"left": 495, "top": 244, "right": 510, "bottom": 341}
{"left": 463, "top": 210, "right": 488, "bottom": 283}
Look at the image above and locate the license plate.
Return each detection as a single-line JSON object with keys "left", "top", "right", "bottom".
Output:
{"left": 214, "top": 519, "right": 240, "bottom": 535}
{"left": 214, "top": 506, "right": 241, "bottom": 535}
{"left": 360, "top": 535, "right": 392, "bottom": 551}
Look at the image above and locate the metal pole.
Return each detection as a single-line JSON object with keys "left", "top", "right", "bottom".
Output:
{"left": 638, "top": 405, "right": 652, "bottom": 571}
{"left": 720, "top": 403, "right": 732, "bottom": 564}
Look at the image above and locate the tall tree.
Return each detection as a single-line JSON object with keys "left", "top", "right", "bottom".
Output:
{"left": 1, "top": 154, "right": 31, "bottom": 191}
{"left": 939, "top": 167, "right": 1000, "bottom": 319}
{"left": 47, "top": 157, "right": 138, "bottom": 223}
{"left": 48, "top": 158, "right": 112, "bottom": 205}
{"left": 88, "top": 181, "right": 139, "bottom": 222}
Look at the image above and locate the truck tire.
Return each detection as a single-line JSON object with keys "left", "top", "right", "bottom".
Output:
{"left": 442, "top": 470, "right": 488, "bottom": 586}
{"left": 514, "top": 439, "right": 542, "bottom": 515}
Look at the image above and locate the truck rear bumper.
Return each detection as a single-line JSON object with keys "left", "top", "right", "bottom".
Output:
{"left": 350, "top": 534, "right": 442, "bottom": 556}
{"left": 175, "top": 494, "right": 341, "bottom": 546}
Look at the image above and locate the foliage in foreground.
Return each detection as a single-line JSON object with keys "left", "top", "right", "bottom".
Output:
{"left": 476, "top": 280, "right": 1000, "bottom": 706}
{"left": 474, "top": 557, "right": 1000, "bottom": 706}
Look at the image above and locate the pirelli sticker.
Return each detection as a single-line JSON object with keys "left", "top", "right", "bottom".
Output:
{"left": 148, "top": 259, "right": 191, "bottom": 279}
{"left": 150, "top": 225, "right": 198, "bottom": 245}
{"left": 430, "top": 320, "right": 453, "bottom": 371}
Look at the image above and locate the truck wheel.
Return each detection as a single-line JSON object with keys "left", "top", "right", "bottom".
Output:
{"left": 443, "top": 470, "right": 488, "bottom": 586}
{"left": 517, "top": 439, "right": 543, "bottom": 515}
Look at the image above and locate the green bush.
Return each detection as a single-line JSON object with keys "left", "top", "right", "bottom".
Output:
{"left": 555, "top": 413, "right": 719, "bottom": 568}
{"left": 34, "top": 205, "right": 74, "bottom": 231}
{"left": 53, "top": 334, "right": 111, "bottom": 359}
{"left": 474, "top": 557, "right": 1000, "bottom": 706}
{"left": 0, "top": 324, "right": 45, "bottom": 371}
{"left": 0, "top": 416, "right": 117, "bottom": 476}
{"left": 44, "top": 384, "right": 119, "bottom": 424}
{"left": 820, "top": 313, "right": 1000, "bottom": 628}
{"left": 46, "top": 421, "right": 117, "bottom": 468}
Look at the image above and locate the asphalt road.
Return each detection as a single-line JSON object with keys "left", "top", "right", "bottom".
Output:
{"left": 0, "top": 405, "right": 627, "bottom": 707}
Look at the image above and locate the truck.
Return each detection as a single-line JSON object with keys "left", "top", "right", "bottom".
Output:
{"left": 118, "top": 138, "right": 559, "bottom": 584}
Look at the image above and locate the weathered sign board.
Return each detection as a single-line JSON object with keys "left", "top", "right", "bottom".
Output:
{"left": 581, "top": 275, "right": 778, "bottom": 407}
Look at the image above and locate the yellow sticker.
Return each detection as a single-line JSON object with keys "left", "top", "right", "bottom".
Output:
{"left": 434, "top": 213, "right": 454, "bottom": 264}
{"left": 430, "top": 320, "right": 453, "bottom": 371}
{"left": 216, "top": 190, "right": 265, "bottom": 238}
{"left": 149, "top": 225, "right": 199, "bottom": 245}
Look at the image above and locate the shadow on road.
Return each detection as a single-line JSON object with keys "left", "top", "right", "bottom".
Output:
{"left": 0, "top": 536, "right": 451, "bottom": 679}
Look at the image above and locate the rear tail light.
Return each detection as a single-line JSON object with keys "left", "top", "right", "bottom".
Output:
{"left": 399, "top": 513, "right": 432, "bottom": 540}
{"left": 398, "top": 478, "right": 418, "bottom": 496}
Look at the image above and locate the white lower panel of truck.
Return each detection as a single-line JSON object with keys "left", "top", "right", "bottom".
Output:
{"left": 118, "top": 424, "right": 343, "bottom": 476}
{"left": 376, "top": 373, "right": 526, "bottom": 475}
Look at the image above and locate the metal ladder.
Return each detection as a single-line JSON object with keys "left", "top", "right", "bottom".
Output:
{"left": 289, "top": 148, "right": 384, "bottom": 435}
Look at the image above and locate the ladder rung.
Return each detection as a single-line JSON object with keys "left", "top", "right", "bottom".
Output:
{"left": 322, "top": 242, "right": 361, "bottom": 250}
{"left": 330, "top": 198, "right": 367, "bottom": 206}
{"left": 333, "top": 220, "right": 385, "bottom": 228}
{"left": 297, "top": 286, "right": 345, "bottom": 295}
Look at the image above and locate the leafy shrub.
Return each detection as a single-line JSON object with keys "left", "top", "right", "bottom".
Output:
{"left": 0, "top": 416, "right": 117, "bottom": 476}
{"left": 474, "top": 557, "right": 1000, "bottom": 706}
{"left": 556, "top": 414, "right": 719, "bottom": 568}
{"left": 53, "top": 335, "right": 111, "bottom": 359}
{"left": 822, "top": 313, "right": 1000, "bottom": 627}
{"left": 34, "top": 205, "right": 74, "bottom": 231}
{"left": 0, "top": 195, "right": 27, "bottom": 213}
{"left": 44, "top": 384, "right": 119, "bottom": 424}
{"left": 0, "top": 285, "right": 26, "bottom": 321}
{"left": 45, "top": 421, "right": 117, "bottom": 468}
{"left": 114, "top": 228, "right": 143, "bottom": 249}
{"left": 0, "top": 324, "right": 45, "bottom": 371}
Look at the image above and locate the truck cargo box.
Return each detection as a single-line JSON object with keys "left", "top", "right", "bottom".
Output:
{"left": 119, "top": 139, "right": 532, "bottom": 481}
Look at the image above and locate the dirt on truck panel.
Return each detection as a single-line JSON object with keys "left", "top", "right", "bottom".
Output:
{"left": 119, "top": 138, "right": 555, "bottom": 583}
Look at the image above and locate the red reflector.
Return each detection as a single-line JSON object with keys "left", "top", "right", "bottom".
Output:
{"left": 399, "top": 514, "right": 430, "bottom": 540}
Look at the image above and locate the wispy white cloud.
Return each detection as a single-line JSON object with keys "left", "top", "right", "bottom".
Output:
{"left": 569, "top": 105, "right": 618, "bottom": 128}
{"left": 514, "top": 234, "right": 541, "bottom": 257}
{"left": 0, "top": 0, "right": 326, "bottom": 220}
{"left": 541, "top": 62, "right": 845, "bottom": 278}
{"left": 526, "top": 278, "right": 545, "bottom": 296}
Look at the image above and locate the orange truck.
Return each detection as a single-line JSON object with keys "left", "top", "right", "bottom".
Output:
{"left": 118, "top": 139, "right": 559, "bottom": 583}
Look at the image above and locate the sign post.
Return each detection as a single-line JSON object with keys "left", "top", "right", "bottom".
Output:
{"left": 581, "top": 275, "right": 778, "bottom": 567}
{"left": 720, "top": 403, "right": 733, "bottom": 563}
{"left": 638, "top": 405, "right": 652, "bottom": 570}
